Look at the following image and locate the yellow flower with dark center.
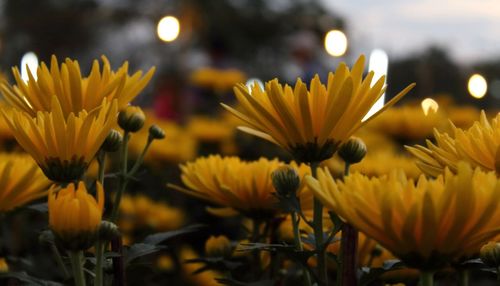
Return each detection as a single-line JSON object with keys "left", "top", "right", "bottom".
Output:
{"left": 222, "top": 55, "right": 415, "bottom": 162}
{"left": 170, "top": 155, "right": 310, "bottom": 219}
{"left": 1, "top": 55, "right": 154, "bottom": 117}
{"left": 48, "top": 181, "right": 104, "bottom": 250}
{"left": 0, "top": 153, "right": 51, "bottom": 212}
{"left": 306, "top": 163, "right": 500, "bottom": 270}
{"left": 406, "top": 111, "right": 500, "bottom": 177}
{"left": 2, "top": 97, "right": 118, "bottom": 182}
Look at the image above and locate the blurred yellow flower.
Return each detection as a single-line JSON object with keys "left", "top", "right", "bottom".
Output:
{"left": 2, "top": 98, "right": 117, "bottom": 182}
{"left": 366, "top": 105, "right": 445, "bottom": 141}
{"left": 324, "top": 150, "right": 422, "bottom": 179}
{"left": 48, "top": 181, "right": 104, "bottom": 250}
{"left": 118, "top": 194, "right": 185, "bottom": 232}
{"left": 171, "top": 155, "right": 310, "bottom": 219}
{"left": 186, "top": 116, "right": 234, "bottom": 142}
{"left": 1, "top": 55, "right": 154, "bottom": 117}
{"left": 407, "top": 111, "right": 500, "bottom": 176}
{"left": 190, "top": 67, "right": 246, "bottom": 92}
{"left": 128, "top": 111, "right": 197, "bottom": 165}
{"left": 306, "top": 163, "right": 500, "bottom": 270}
{"left": 0, "top": 153, "right": 51, "bottom": 212}
{"left": 0, "top": 258, "right": 7, "bottom": 272}
{"left": 222, "top": 55, "right": 415, "bottom": 162}
{"left": 205, "top": 235, "right": 232, "bottom": 257}
{"left": 179, "top": 247, "right": 222, "bottom": 286}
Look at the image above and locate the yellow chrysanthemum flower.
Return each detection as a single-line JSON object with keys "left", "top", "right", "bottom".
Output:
{"left": 1, "top": 55, "right": 154, "bottom": 117}
{"left": 2, "top": 97, "right": 118, "bottom": 182}
{"left": 306, "top": 163, "right": 500, "bottom": 270}
{"left": 48, "top": 181, "right": 104, "bottom": 250}
{"left": 222, "top": 55, "right": 415, "bottom": 162}
{"left": 0, "top": 153, "right": 51, "bottom": 212}
{"left": 406, "top": 111, "right": 500, "bottom": 177}
{"left": 170, "top": 155, "right": 310, "bottom": 219}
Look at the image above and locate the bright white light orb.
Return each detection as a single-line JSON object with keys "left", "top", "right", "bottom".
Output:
{"left": 20, "top": 52, "right": 39, "bottom": 82}
{"left": 245, "top": 78, "right": 264, "bottom": 94}
{"left": 157, "top": 16, "right": 180, "bottom": 42}
{"left": 363, "top": 49, "right": 389, "bottom": 121}
{"left": 324, "top": 30, "right": 347, "bottom": 57}
{"left": 421, "top": 98, "right": 439, "bottom": 116}
{"left": 468, "top": 74, "right": 487, "bottom": 99}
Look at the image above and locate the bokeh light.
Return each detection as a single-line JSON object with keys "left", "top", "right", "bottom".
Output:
{"left": 245, "top": 78, "right": 264, "bottom": 93}
{"left": 364, "top": 49, "right": 388, "bottom": 121}
{"left": 421, "top": 98, "right": 439, "bottom": 116}
{"left": 468, "top": 74, "right": 487, "bottom": 99}
{"left": 324, "top": 30, "right": 347, "bottom": 57}
{"left": 20, "top": 52, "right": 39, "bottom": 82}
{"left": 157, "top": 16, "right": 180, "bottom": 42}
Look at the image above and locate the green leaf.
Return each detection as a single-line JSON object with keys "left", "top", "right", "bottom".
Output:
{"left": 124, "top": 243, "right": 166, "bottom": 265}
{"left": 142, "top": 224, "right": 205, "bottom": 245}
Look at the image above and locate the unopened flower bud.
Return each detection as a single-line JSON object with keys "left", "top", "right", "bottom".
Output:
{"left": 38, "top": 230, "right": 55, "bottom": 245}
{"left": 205, "top": 235, "right": 232, "bottom": 258}
{"left": 118, "top": 106, "right": 145, "bottom": 132}
{"left": 149, "top": 124, "right": 165, "bottom": 140}
{"left": 271, "top": 166, "right": 300, "bottom": 198}
{"left": 480, "top": 241, "right": 500, "bottom": 267}
{"left": 338, "top": 137, "right": 367, "bottom": 164}
{"left": 98, "top": 221, "right": 121, "bottom": 241}
{"left": 101, "top": 129, "right": 123, "bottom": 152}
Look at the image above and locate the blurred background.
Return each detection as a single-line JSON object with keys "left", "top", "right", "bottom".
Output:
{"left": 1, "top": 1, "right": 500, "bottom": 284}
{"left": 1, "top": 0, "right": 499, "bottom": 115}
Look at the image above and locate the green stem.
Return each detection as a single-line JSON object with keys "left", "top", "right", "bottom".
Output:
{"left": 50, "top": 243, "right": 69, "bottom": 279}
{"left": 97, "top": 150, "right": 106, "bottom": 185}
{"left": 68, "top": 251, "right": 85, "bottom": 286}
{"left": 338, "top": 162, "right": 358, "bottom": 286}
{"left": 497, "top": 266, "right": 500, "bottom": 283}
{"left": 111, "top": 131, "right": 130, "bottom": 222}
{"left": 420, "top": 271, "right": 434, "bottom": 286}
{"left": 292, "top": 212, "right": 312, "bottom": 286}
{"left": 94, "top": 241, "right": 104, "bottom": 286}
{"left": 128, "top": 137, "right": 154, "bottom": 175}
{"left": 458, "top": 268, "right": 469, "bottom": 286}
{"left": 311, "top": 162, "right": 328, "bottom": 285}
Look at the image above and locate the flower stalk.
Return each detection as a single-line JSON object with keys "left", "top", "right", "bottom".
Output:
{"left": 420, "top": 271, "right": 434, "bottom": 286}
{"left": 311, "top": 162, "right": 328, "bottom": 285}
{"left": 111, "top": 131, "right": 130, "bottom": 222}
{"left": 338, "top": 162, "right": 358, "bottom": 286}
{"left": 94, "top": 241, "right": 104, "bottom": 286}
{"left": 50, "top": 243, "right": 69, "bottom": 280}
{"left": 68, "top": 250, "right": 85, "bottom": 286}
{"left": 292, "top": 212, "right": 312, "bottom": 286}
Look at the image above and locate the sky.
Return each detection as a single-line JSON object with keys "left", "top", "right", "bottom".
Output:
{"left": 321, "top": 0, "right": 500, "bottom": 64}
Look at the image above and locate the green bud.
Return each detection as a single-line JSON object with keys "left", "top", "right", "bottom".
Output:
{"left": 480, "top": 241, "right": 500, "bottom": 267}
{"left": 149, "top": 124, "right": 165, "bottom": 140}
{"left": 38, "top": 229, "right": 55, "bottom": 245}
{"left": 101, "top": 129, "right": 123, "bottom": 152}
{"left": 98, "top": 221, "right": 121, "bottom": 242}
{"left": 338, "top": 137, "right": 367, "bottom": 164}
{"left": 271, "top": 166, "right": 300, "bottom": 198}
{"left": 118, "top": 106, "right": 146, "bottom": 132}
